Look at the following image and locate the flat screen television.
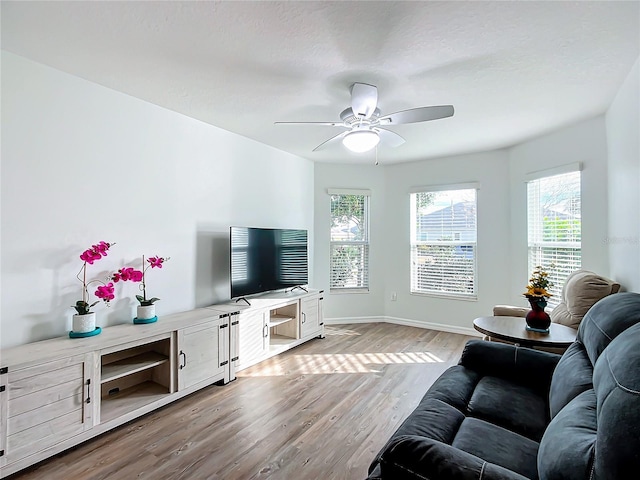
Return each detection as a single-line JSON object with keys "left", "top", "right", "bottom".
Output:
{"left": 230, "top": 226, "right": 308, "bottom": 299}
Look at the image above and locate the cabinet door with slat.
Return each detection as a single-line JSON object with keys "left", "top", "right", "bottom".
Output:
{"left": 237, "top": 309, "right": 268, "bottom": 370}
{"left": 300, "top": 296, "right": 321, "bottom": 338}
{"left": 4, "top": 353, "right": 94, "bottom": 466}
{"left": 177, "top": 320, "right": 225, "bottom": 390}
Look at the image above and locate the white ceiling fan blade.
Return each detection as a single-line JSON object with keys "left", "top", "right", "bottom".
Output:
{"left": 379, "top": 105, "right": 454, "bottom": 125}
{"left": 374, "top": 128, "right": 405, "bottom": 148}
{"left": 275, "top": 121, "right": 343, "bottom": 126}
{"left": 312, "top": 131, "right": 349, "bottom": 152}
{"left": 350, "top": 83, "right": 378, "bottom": 119}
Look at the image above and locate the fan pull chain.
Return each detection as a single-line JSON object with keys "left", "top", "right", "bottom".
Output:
{"left": 375, "top": 145, "right": 379, "bottom": 166}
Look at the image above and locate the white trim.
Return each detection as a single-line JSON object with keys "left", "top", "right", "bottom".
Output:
{"left": 409, "top": 182, "right": 480, "bottom": 194}
{"left": 329, "top": 288, "right": 370, "bottom": 294}
{"left": 327, "top": 188, "right": 372, "bottom": 196}
{"left": 324, "top": 316, "right": 386, "bottom": 324}
{"left": 409, "top": 291, "right": 478, "bottom": 302}
{"left": 525, "top": 162, "right": 582, "bottom": 182}
{"left": 324, "top": 316, "right": 483, "bottom": 337}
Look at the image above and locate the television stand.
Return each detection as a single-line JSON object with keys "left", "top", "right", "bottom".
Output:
{"left": 211, "top": 289, "right": 324, "bottom": 372}
{"left": 235, "top": 297, "right": 251, "bottom": 306}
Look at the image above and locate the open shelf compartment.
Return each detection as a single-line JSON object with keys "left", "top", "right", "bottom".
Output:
{"left": 100, "top": 337, "right": 172, "bottom": 423}
{"left": 268, "top": 303, "right": 299, "bottom": 349}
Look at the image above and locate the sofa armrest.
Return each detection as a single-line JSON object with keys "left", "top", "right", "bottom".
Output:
{"left": 459, "top": 339, "right": 561, "bottom": 394}
{"left": 493, "top": 305, "right": 529, "bottom": 317}
{"left": 379, "top": 435, "right": 529, "bottom": 480}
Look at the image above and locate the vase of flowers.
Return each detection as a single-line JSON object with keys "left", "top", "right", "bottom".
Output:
{"left": 72, "top": 311, "right": 96, "bottom": 334}
{"left": 523, "top": 265, "right": 553, "bottom": 332}
{"left": 71, "top": 241, "right": 116, "bottom": 335}
{"left": 114, "top": 255, "right": 169, "bottom": 324}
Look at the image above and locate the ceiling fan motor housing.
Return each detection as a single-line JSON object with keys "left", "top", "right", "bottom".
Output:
{"left": 340, "top": 107, "right": 381, "bottom": 127}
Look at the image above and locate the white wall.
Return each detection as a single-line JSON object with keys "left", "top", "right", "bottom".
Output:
{"left": 314, "top": 117, "right": 613, "bottom": 331}
{"left": 313, "top": 151, "right": 511, "bottom": 332}
{"left": 313, "top": 162, "right": 386, "bottom": 320}
{"left": 508, "top": 116, "right": 611, "bottom": 304}
{"left": 1, "top": 52, "right": 314, "bottom": 348}
{"left": 606, "top": 57, "right": 640, "bottom": 292}
{"left": 382, "top": 151, "right": 512, "bottom": 332}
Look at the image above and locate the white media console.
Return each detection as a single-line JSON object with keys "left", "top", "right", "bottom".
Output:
{"left": 0, "top": 289, "right": 323, "bottom": 478}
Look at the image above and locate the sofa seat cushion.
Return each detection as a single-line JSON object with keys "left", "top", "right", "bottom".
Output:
{"left": 453, "top": 417, "right": 540, "bottom": 480}
{"left": 368, "top": 363, "right": 548, "bottom": 479}
{"left": 468, "top": 376, "right": 548, "bottom": 441}
{"left": 380, "top": 435, "right": 530, "bottom": 480}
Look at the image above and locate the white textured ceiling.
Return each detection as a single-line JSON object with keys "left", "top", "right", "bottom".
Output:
{"left": 2, "top": 1, "right": 639, "bottom": 164}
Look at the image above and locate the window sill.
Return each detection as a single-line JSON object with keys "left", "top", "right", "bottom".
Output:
{"left": 330, "top": 288, "right": 370, "bottom": 295}
{"left": 410, "top": 291, "right": 477, "bottom": 302}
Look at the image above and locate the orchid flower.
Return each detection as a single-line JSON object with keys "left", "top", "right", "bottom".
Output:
{"left": 95, "top": 283, "right": 115, "bottom": 302}
{"left": 112, "top": 267, "right": 143, "bottom": 283}
{"left": 73, "top": 241, "right": 116, "bottom": 315}
{"left": 134, "top": 255, "right": 170, "bottom": 306}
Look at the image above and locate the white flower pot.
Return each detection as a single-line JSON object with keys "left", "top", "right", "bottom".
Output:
{"left": 72, "top": 312, "right": 96, "bottom": 333}
{"left": 137, "top": 305, "right": 156, "bottom": 320}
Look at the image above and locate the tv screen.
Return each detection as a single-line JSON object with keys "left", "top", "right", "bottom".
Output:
{"left": 230, "top": 226, "right": 308, "bottom": 299}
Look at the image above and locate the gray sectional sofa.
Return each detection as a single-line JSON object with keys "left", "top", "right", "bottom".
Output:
{"left": 367, "top": 291, "right": 640, "bottom": 479}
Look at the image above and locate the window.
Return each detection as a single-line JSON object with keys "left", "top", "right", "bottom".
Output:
{"left": 527, "top": 168, "right": 581, "bottom": 307}
{"left": 329, "top": 190, "right": 370, "bottom": 290}
{"left": 410, "top": 186, "right": 477, "bottom": 298}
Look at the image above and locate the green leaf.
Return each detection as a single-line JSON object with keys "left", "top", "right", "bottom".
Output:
{"left": 73, "top": 300, "right": 90, "bottom": 315}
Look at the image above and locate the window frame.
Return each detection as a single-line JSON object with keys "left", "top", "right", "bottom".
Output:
{"left": 526, "top": 164, "right": 582, "bottom": 308}
{"left": 329, "top": 189, "right": 371, "bottom": 292}
{"left": 409, "top": 183, "right": 479, "bottom": 300}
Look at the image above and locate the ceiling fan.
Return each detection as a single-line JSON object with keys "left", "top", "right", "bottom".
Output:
{"left": 275, "top": 83, "right": 454, "bottom": 153}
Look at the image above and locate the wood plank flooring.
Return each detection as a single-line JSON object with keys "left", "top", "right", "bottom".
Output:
{"left": 7, "top": 323, "right": 474, "bottom": 480}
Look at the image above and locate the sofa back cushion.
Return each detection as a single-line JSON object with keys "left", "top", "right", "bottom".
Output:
{"left": 541, "top": 296, "right": 640, "bottom": 479}
{"left": 590, "top": 322, "right": 640, "bottom": 478}
{"left": 548, "top": 292, "right": 640, "bottom": 417}
{"left": 577, "top": 291, "right": 640, "bottom": 365}
{"left": 537, "top": 389, "right": 597, "bottom": 480}
{"left": 548, "top": 342, "right": 593, "bottom": 418}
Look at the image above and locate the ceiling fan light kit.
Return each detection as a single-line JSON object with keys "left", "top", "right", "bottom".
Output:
{"left": 342, "top": 129, "right": 380, "bottom": 153}
{"left": 275, "top": 83, "right": 454, "bottom": 153}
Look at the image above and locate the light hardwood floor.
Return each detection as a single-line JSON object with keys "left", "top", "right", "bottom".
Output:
{"left": 8, "top": 323, "right": 474, "bottom": 480}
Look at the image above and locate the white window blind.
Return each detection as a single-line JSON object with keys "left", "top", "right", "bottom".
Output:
{"left": 330, "top": 192, "right": 370, "bottom": 290}
{"left": 527, "top": 170, "right": 581, "bottom": 307}
{"left": 410, "top": 188, "right": 477, "bottom": 298}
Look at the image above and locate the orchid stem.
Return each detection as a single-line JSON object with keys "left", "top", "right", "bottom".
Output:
{"left": 142, "top": 255, "right": 147, "bottom": 302}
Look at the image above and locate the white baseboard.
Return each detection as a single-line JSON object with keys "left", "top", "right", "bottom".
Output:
{"left": 325, "top": 315, "right": 482, "bottom": 338}
{"left": 325, "top": 316, "right": 386, "bottom": 325}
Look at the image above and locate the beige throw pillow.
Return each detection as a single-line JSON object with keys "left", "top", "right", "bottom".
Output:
{"left": 550, "top": 270, "right": 620, "bottom": 329}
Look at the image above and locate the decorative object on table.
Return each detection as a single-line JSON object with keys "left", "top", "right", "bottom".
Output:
{"left": 115, "top": 254, "right": 169, "bottom": 324}
{"left": 69, "top": 326, "right": 102, "bottom": 338}
{"left": 523, "top": 265, "right": 554, "bottom": 332}
{"left": 70, "top": 241, "right": 116, "bottom": 337}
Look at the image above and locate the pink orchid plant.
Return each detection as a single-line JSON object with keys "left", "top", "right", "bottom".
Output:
{"left": 112, "top": 255, "right": 169, "bottom": 306}
{"left": 73, "top": 241, "right": 116, "bottom": 315}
